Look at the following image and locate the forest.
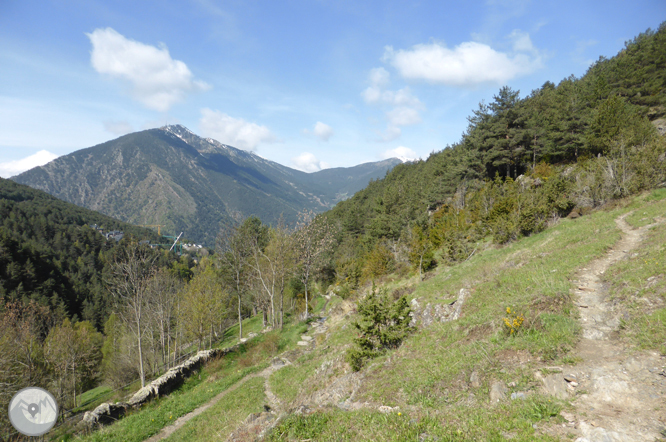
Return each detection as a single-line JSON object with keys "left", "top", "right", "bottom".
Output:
{"left": 1, "top": 22, "right": 666, "bottom": 436}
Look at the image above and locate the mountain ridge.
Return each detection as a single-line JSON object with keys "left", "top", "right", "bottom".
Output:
{"left": 13, "top": 125, "right": 401, "bottom": 245}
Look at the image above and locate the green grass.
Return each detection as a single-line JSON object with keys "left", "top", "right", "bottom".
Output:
{"left": 75, "top": 314, "right": 312, "bottom": 442}
{"left": 350, "top": 205, "right": 627, "bottom": 409}
{"left": 625, "top": 189, "right": 666, "bottom": 227}
{"left": 164, "top": 376, "right": 266, "bottom": 441}
{"left": 602, "top": 195, "right": 666, "bottom": 353}
{"left": 71, "top": 193, "right": 666, "bottom": 441}
{"left": 80, "top": 361, "right": 264, "bottom": 442}
{"left": 266, "top": 395, "right": 563, "bottom": 441}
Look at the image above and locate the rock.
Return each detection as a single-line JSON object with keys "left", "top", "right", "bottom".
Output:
{"left": 510, "top": 392, "right": 526, "bottom": 400}
{"left": 490, "top": 381, "right": 508, "bottom": 403}
{"left": 623, "top": 356, "right": 644, "bottom": 373}
{"left": 240, "top": 337, "right": 248, "bottom": 343}
{"left": 507, "top": 381, "right": 516, "bottom": 388}
{"left": 297, "top": 341, "right": 310, "bottom": 346}
{"left": 652, "top": 118, "right": 666, "bottom": 137}
{"left": 247, "top": 332, "right": 258, "bottom": 338}
{"left": 470, "top": 370, "right": 481, "bottom": 388}
{"left": 564, "top": 374, "right": 578, "bottom": 383}
{"left": 301, "top": 335, "right": 313, "bottom": 341}
{"left": 82, "top": 402, "right": 128, "bottom": 426}
{"left": 378, "top": 405, "right": 399, "bottom": 413}
{"left": 542, "top": 373, "right": 570, "bottom": 400}
{"left": 560, "top": 411, "right": 575, "bottom": 422}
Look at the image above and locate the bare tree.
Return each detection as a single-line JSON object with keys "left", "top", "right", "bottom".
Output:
{"left": 248, "top": 216, "right": 294, "bottom": 329}
{"left": 105, "top": 243, "right": 158, "bottom": 388}
{"left": 294, "top": 210, "right": 335, "bottom": 318}
{"left": 217, "top": 215, "right": 253, "bottom": 341}
{"left": 147, "top": 269, "right": 182, "bottom": 370}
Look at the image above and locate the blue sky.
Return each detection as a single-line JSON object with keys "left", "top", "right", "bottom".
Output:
{"left": 1, "top": 0, "right": 664, "bottom": 177}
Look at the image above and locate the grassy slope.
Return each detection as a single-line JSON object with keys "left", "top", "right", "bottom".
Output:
{"left": 266, "top": 201, "right": 638, "bottom": 440}
{"left": 69, "top": 191, "right": 666, "bottom": 441}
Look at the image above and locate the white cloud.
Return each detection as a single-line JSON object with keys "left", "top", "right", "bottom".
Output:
{"left": 381, "top": 146, "right": 418, "bottom": 162}
{"left": 383, "top": 36, "right": 542, "bottom": 87}
{"left": 386, "top": 107, "right": 421, "bottom": 126}
{"left": 303, "top": 122, "right": 334, "bottom": 141}
{"left": 368, "top": 67, "right": 390, "bottom": 87}
{"left": 291, "top": 152, "right": 329, "bottom": 173}
{"left": 87, "top": 28, "right": 210, "bottom": 111}
{"left": 103, "top": 120, "right": 134, "bottom": 136}
{"left": 508, "top": 29, "right": 536, "bottom": 53}
{"left": 377, "top": 126, "right": 402, "bottom": 142}
{"left": 313, "top": 122, "right": 334, "bottom": 141}
{"left": 362, "top": 67, "right": 425, "bottom": 142}
{"left": 362, "top": 86, "right": 422, "bottom": 107}
{"left": 199, "top": 108, "right": 276, "bottom": 151}
{"left": 0, "top": 150, "right": 59, "bottom": 178}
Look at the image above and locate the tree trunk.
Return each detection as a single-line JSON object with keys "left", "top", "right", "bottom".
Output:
{"left": 304, "top": 282, "right": 309, "bottom": 319}
{"left": 238, "top": 293, "right": 242, "bottom": 340}
{"left": 137, "top": 332, "right": 145, "bottom": 388}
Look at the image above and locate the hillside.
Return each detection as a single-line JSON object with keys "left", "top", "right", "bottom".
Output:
{"left": 69, "top": 189, "right": 666, "bottom": 442}
{"left": 13, "top": 125, "right": 400, "bottom": 245}
{"left": 325, "top": 22, "right": 666, "bottom": 268}
{"left": 0, "top": 177, "right": 165, "bottom": 325}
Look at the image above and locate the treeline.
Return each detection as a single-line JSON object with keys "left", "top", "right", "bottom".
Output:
{"left": 0, "top": 208, "right": 334, "bottom": 432}
{"left": 324, "top": 22, "right": 666, "bottom": 288}
{"left": 0, "top": 178, "right": 172, "bottom": 326}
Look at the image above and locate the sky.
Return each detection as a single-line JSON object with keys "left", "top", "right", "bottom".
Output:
{"left": 1, "top": 0, "right": 665, "bottom": 177}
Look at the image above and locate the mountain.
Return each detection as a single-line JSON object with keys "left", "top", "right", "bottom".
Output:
{"left": 13, "top": 125, "right": 401, "bottom": 245}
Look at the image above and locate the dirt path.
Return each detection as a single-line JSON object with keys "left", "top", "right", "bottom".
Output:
{"left": 144, "top": 358, "right": 290, "bottom": 442}
{"left": 565, "top": 214, "right": 666, "bottom": 441}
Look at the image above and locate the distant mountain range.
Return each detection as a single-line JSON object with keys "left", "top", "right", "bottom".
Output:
{"left": 13, "top": 125, "right": 401, "bottom": 245}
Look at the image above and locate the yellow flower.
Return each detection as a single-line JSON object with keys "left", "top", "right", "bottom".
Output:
{"left": 506, "top": 307, "right": 511, "bottom": 314}
{"left": 398, "top": 412, "right": 402, "bottom": 416}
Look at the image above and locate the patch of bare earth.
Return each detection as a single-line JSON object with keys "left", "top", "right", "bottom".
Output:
{"left": 548, "top": 214, "right": 666, "bottom": 441}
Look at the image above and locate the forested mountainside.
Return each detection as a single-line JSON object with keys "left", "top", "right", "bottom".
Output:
{"left": 326, "top": 22, "right": 666, "bottom": 282}
{"left": 0, "top": 178, "right": 171, "bottom": 326}
{"left": 13, "top": 125, "right": 400, "bottom": 246}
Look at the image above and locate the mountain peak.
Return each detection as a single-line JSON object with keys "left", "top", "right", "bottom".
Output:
{"left": 160, "top": 124, "right": 196, "bottom": 139}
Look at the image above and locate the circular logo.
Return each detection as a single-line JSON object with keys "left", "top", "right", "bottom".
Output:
{"left": 8, "top": 387, "right": 58, "bottom": 436}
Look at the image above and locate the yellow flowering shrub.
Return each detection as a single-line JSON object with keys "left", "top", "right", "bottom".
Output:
{"left": 503, "top": 307, "right": 524, "bottom": 335}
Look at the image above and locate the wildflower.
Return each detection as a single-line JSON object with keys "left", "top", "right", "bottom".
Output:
{"left": 398, "top": 412, "right": 402, "bottom": 416}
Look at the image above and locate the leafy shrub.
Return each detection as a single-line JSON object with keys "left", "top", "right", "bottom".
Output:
{"left": 347, "top": 287, "right": 413, "bottom": 371}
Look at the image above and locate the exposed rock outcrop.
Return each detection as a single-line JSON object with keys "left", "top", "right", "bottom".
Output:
{"left": 409, "top": 288, "right": 469, "bottom": 328}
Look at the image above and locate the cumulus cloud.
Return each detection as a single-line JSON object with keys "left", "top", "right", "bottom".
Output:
{"left": 302, "top": 121, "right": 335, "bottom": 142}
{"left": 368, "top": 67, "right": 390, "bottom": 87}
{"left": 87, "top": 28, "right": 210, "bottom": 111}
{"left": 383, "top": 35, "right": 542, "bottom": 87}
{"left": 362, "top": 67, "right": 424, "bottom": 142}
{"left": 103, "top": 120, "right": 134, "bottom": 136}
{"left": 381, "top": 146, "right": 419, "bottom": 162}
{"left": 291, "top": 152, "right": 329, "bottom": 173}
{"left": 386, "top": 107, "right": 421, "bottom": 126}
{"left": 199, "top": 108, "right": 276, "bottom": 151}
{"left": 0, "top": 150, "right": 59, "bottom": 178}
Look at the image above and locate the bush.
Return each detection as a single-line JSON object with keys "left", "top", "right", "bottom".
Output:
{"left": 347, "top": 287, "right": 413, "bottom": 371}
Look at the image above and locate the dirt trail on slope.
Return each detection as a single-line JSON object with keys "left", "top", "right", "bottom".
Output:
{"left": 565, "top": 213, "right": 666, "bottom": 442}
{"left": 144, "top": 358, "right": 290, "bottom": 442}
